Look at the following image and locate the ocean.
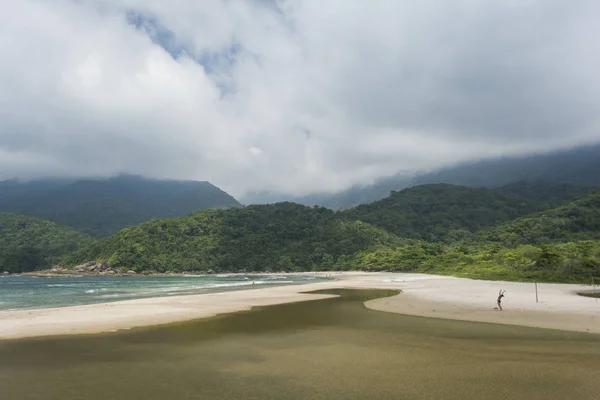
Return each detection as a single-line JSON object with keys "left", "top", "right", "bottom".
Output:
{"left": 0, "top": 274, "right": 325, "bottom": 311}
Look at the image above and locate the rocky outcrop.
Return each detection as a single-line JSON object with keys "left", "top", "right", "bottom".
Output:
{"left": 71, "top": 261, "right": 120, "bottom": 275}
{"left": 74, "top": 261, "right": 97, "bottom": 272}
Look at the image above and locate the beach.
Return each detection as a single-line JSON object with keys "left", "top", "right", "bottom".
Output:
{"left": 1, "top": 272, "right": 598, "bottom": 340}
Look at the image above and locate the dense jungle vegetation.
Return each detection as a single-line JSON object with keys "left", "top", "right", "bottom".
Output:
{"left": 2, "top": 181, "right": 598, "bottom": 283}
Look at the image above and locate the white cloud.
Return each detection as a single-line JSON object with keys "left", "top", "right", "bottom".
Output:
{"left": 1, "top": 0, "right": 600, "bottom": 197}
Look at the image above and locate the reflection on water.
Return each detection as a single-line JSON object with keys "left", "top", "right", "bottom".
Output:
{"left": 0, "top": 289, "right": 599, "bottom": 400}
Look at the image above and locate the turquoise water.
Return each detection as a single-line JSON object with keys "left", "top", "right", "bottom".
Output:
{"left": 0, "top": 275, "right": 324, "bottom": 310}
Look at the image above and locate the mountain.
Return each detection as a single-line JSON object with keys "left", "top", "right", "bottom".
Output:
{"left": 241, "top": 173, "right": 414, "bottom": 210}
{"left": 241, "top": 144, "right": 600, "bottom": 210}
{"left": 64, "top": 202, "right": 401, "bottom": 273}
{"left": 341, "top": 182, "right": 595, "bottom": 242}
{"left": 412, "top": 143, "right": 600, "bottom": 188}
{"left": 0, "top": 213, "right": 93, "bottom": 273}
{"left": 351, "top": 189, "right": 600, "bottom": 283}
{"left": 0, "top": 178, "right": 75, "bottom": 203}
{"left": 479, "top": 190, "right": 600, "bottom": 245}
{"left": 0, "top": 175, "right": 241, "bottom": 237}
{"left": 60, "top": 181, "right": 599, "bottom": 283}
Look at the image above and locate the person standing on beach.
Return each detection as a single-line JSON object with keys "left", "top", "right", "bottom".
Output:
{"left": 497, "top": 290, "right": 506, "bottom": 311}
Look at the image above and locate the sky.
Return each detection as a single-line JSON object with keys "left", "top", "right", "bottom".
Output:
{"left": 1, "top": 1, "right": 600, "bottom": 198}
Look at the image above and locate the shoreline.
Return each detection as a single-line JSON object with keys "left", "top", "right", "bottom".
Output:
{"left": 1, "top": 272, "right": 599, "bottom": 340}
{"left": 13, "top": 270, "right": 341, "bottom": 278}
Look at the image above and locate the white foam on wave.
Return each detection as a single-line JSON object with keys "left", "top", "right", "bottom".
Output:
{"left": 98, "top": 294, "right": 122, "bottom": 299}
{"left": 207, "top": 280, "right": 295, "bottom": 289}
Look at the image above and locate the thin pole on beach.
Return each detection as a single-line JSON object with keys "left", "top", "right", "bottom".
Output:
{"left": 593, "top": 277, "right": 597, "bottom": 304}
{"left": 535, "top": 282, "right": 538, "bottom": 303}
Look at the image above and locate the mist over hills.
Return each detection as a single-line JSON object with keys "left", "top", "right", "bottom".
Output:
{"left": 241, "top": 144, "right": 600, "bottom": 210}
{"left": 412, "top": 143, "right": 600, "bottom": 188}
{"left": 0, "top": 175, "right": 241, "bottom": 237}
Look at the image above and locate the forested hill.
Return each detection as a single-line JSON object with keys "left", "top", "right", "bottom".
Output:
{"left": 479, "top": 190, "right": 600, "bottom": 245}
{"left": 8, "top": 180, "right": 596, "bottom": 283}
{"left": 64, "top": 202, "right": 400, "bottom": 273}
{"left": 0, "top": 175, "right": 241, "bottom": 237}
{"left": 341, "top": 182, "right": 594, "bottom": 242}
{"left": 348, "top": 188, "right": 600, "bottom": 283}
{"left": 0, "top": 213, "right": 93, "bottom": 273}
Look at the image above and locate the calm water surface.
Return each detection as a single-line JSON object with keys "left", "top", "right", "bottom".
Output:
{"left": 0, "top": 289, "right": 598, "bottom": 400}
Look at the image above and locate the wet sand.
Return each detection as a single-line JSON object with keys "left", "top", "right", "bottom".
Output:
{"left": 1, "top": 272, "right": 598, "bottom": 340}
{"left": 1, "top": 289, "right": 599, "bottom": 400}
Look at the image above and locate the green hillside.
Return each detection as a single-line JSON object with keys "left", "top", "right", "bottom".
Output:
{"left": 0, "top": 175, "right": 241, "bottom": 237}
{"left": 479, "top": 190, "right": 600, "bottom": 245}
{"left": 351, "top": 239, "right": 600, "bottom": 283}
{"left": 351, "top": 191, "right": 600, "bottom": 282}
{"left": 57, "top": 182, "right": 600, "bottom": 283}
{"left": 0, "top": 213, "right": 93, "bottom": 273}
{"left": 65, "top": 203, "right": 400, "bottom": 273}
{"left": 341, "top": 182, "right": 592, "bottom": 242}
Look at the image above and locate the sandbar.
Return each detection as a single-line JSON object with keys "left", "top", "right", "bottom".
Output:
{"left": 1, "top": 272, "right": 598, "bottom": 340}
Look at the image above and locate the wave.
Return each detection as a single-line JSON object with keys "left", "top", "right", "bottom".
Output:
{"left": 206, "top": 280, "right": 294, "bottom": 289}
{"left": 98, "top": 294, "right": 127, "bottom": 299}
{"left": 47, "top": 284, "right": 78, "bottom": 288}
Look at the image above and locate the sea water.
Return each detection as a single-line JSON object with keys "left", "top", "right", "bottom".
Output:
{"left": 0, "top": 289, "right": 598, "bottom": 400}
{"left": 0, "top": 274, "right": 324, "bottom": 310}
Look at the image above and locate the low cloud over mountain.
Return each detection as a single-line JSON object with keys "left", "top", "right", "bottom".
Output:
{"left": 2, "top": 1, "right": 600, "bottom": 197}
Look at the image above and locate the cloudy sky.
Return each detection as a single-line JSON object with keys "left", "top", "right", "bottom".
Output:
{"left": 1, "top": 1, "right": 600, "bottom": 197}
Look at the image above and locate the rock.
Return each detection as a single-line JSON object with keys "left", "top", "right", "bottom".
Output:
{"left": 2, "top": 271, "right": 9, "bottom": 275}
{"left": 127, "top": 270, "right": 136, "bottom": 275}
{"left": 74, "top": 261, "right": 98, "bottom": 272}
{"left": 99, "top": 262, "right": 110, "bottom": 271}
{"left": 106, "top": 270, "right": 115, "bottom": 274}
{"left": 87, "top": 264, "right": 98, "bottom": 272}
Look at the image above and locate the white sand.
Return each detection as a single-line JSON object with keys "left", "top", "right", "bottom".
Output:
{"left": 1, "top": 272, "right": 598, "bottom": 340}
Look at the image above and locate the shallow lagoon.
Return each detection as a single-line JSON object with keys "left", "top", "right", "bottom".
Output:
{"left": 1, "top": 289, "right": 599, "bottom": 400}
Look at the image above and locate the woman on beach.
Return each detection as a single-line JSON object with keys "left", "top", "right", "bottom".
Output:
{"left": 497, "top": 290, "right": 506, "bottom": 311}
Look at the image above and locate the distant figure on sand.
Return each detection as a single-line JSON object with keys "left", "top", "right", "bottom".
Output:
{"left": 496, "top": 290, "right": 506, "bottom": 311}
